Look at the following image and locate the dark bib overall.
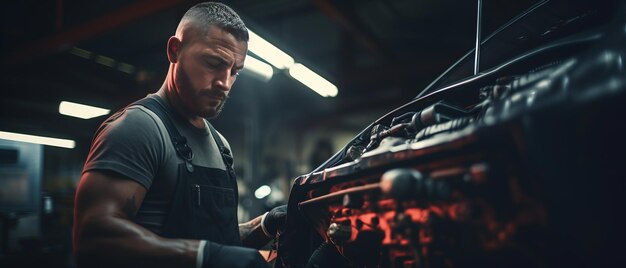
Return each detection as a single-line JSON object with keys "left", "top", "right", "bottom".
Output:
{"left": 134, "top": 96, "right": 241, "bottom": 246}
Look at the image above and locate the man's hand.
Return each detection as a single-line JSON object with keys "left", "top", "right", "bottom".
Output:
{"left": 261, "top": 205, "right": 287, "bottom": 238}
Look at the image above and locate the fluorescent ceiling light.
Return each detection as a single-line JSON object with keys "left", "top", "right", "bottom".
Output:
{"left": 288, "top": 63, "right": 338, "bottom": 97}
{"left": 0, "top": 131, "right": 75, "bottom": 149}
{"left": 242, "top": 55, "right": 273, "bottom": 82}
{"left": 254, "top": 185, "right": 272, "bottom": 199}
{"left": 69, "top": 47, "right": 93, "bottom": 59}
{"left": 248, "top": 30, "right": 294, "bottom": 69}
{"left": 59, "top": 101, "right": 110, "bottom": 119}
{"left": 246, "top": 30, "right": 338, "bottom": 96}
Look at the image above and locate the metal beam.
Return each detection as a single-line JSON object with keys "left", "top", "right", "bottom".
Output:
{"left": 4, "top": 0, "right": 188, "bottom": 66}
{"left": 474, "top": 0, "right": 483, "bottom": 75}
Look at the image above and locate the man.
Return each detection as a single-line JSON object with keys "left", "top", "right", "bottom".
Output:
{"left": 73, "top": 2, "right": 285, "bottom": 268}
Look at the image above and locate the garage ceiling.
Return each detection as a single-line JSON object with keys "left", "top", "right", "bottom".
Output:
{"left": 1, "top": 0, "right": 537, "bottom": 152}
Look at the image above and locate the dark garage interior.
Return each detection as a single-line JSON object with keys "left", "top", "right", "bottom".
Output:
{"left": 2, "top": 0, "right": 625, "bottom": 267}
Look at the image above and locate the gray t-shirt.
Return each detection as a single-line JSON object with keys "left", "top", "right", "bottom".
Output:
{"left": 82, "top": 94, "right": 232, "bottom": 234}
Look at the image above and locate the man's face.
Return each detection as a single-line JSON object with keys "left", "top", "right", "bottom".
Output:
{"left": 172, "top": 25, "right": 247, "bottom": 119}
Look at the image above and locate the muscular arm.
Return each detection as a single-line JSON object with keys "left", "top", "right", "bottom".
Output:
{"left": 73, "top": 170, "right": 199, "bottom": 267}
{"left": 239, "top": 215, "right": 272, "bottom": 248}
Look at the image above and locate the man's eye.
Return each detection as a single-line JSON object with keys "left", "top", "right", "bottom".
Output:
{"left": 205, "top": 61, "right": 220, "bottom": 68}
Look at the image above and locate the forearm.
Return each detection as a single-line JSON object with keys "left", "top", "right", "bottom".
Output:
{"left": 239, "top": 215, "right": 272, "bottom": 248}
{"left": 74, "top": 215, "right": 199, "bottom": 268}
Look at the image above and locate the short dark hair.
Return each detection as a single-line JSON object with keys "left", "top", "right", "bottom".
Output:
{"left": 179, "top": 2, "right": 249, "bottom": 42}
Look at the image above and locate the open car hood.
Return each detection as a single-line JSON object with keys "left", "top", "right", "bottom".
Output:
{"left": 309, "top": 0, "right": 622, "bottom": 175}
{"left": 277, "top": 1, "right": 626, "bottom": 267}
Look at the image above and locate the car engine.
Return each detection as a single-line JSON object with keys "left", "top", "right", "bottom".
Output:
{"left": 276, "top": 1, "right": 626, "bottom": 267}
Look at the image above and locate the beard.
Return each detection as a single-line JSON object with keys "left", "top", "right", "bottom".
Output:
{"left": 205, "top": 94, "right": 228, "bottom": 119}
{"left": 194, "top": 87, "right": 229, "bottom": 119}
{"left": 173, "top": 64, "right": 229, "bottom": 119}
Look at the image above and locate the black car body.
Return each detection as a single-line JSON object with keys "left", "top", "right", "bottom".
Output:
{"left": 277, "top": 1, "right": 626, "bottom": 267}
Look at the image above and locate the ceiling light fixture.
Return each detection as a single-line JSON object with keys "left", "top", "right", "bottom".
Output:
{"left": 254, "top": 185, "right": 272, "bottom": 199}
{"left": 242, "top": 55, "right": 274, "bottom": 82}
{"left": 248, "top": 30, "right": 294, "bottom": 69}
{"left": 59, "top": 101, "right": 110, "bottom": 119}
{"left": 247, "top": 30, "right": 338, "bottom": 96}
{"left": 0, "top": 131, "right": 75, "bottom": 149}
{"left": 288, "top": 63, "right": 338, "bottom": 97}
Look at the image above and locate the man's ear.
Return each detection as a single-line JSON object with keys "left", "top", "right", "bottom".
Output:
{"left": 167, "top": 36, "right": 181, "bottom": 63}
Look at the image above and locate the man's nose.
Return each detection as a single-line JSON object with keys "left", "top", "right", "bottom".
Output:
{"left": 213, "top": 70, "right": 234, "bottom": 92}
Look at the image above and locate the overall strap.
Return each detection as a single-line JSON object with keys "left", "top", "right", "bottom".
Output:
{"left": 206, "top": 122, "right": 233, "bottom": 170}
{"left": 132, "top": 96, "right": 195, "bottom": 173}
{"left": 206, "top": 122, "right": 238, "bottom": 200}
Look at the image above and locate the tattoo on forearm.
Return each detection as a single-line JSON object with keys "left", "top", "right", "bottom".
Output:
{"left": 240, "top": 215, "right": 272, "bottom": 248}
{"left": 240, "top": 216, "right": 262, "bottom": 238}
{"left": 239, "top": 221, "right": 254, "bottom": 240}
{"left": 123, "top": 195, "right": 137, "bottom": 217}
